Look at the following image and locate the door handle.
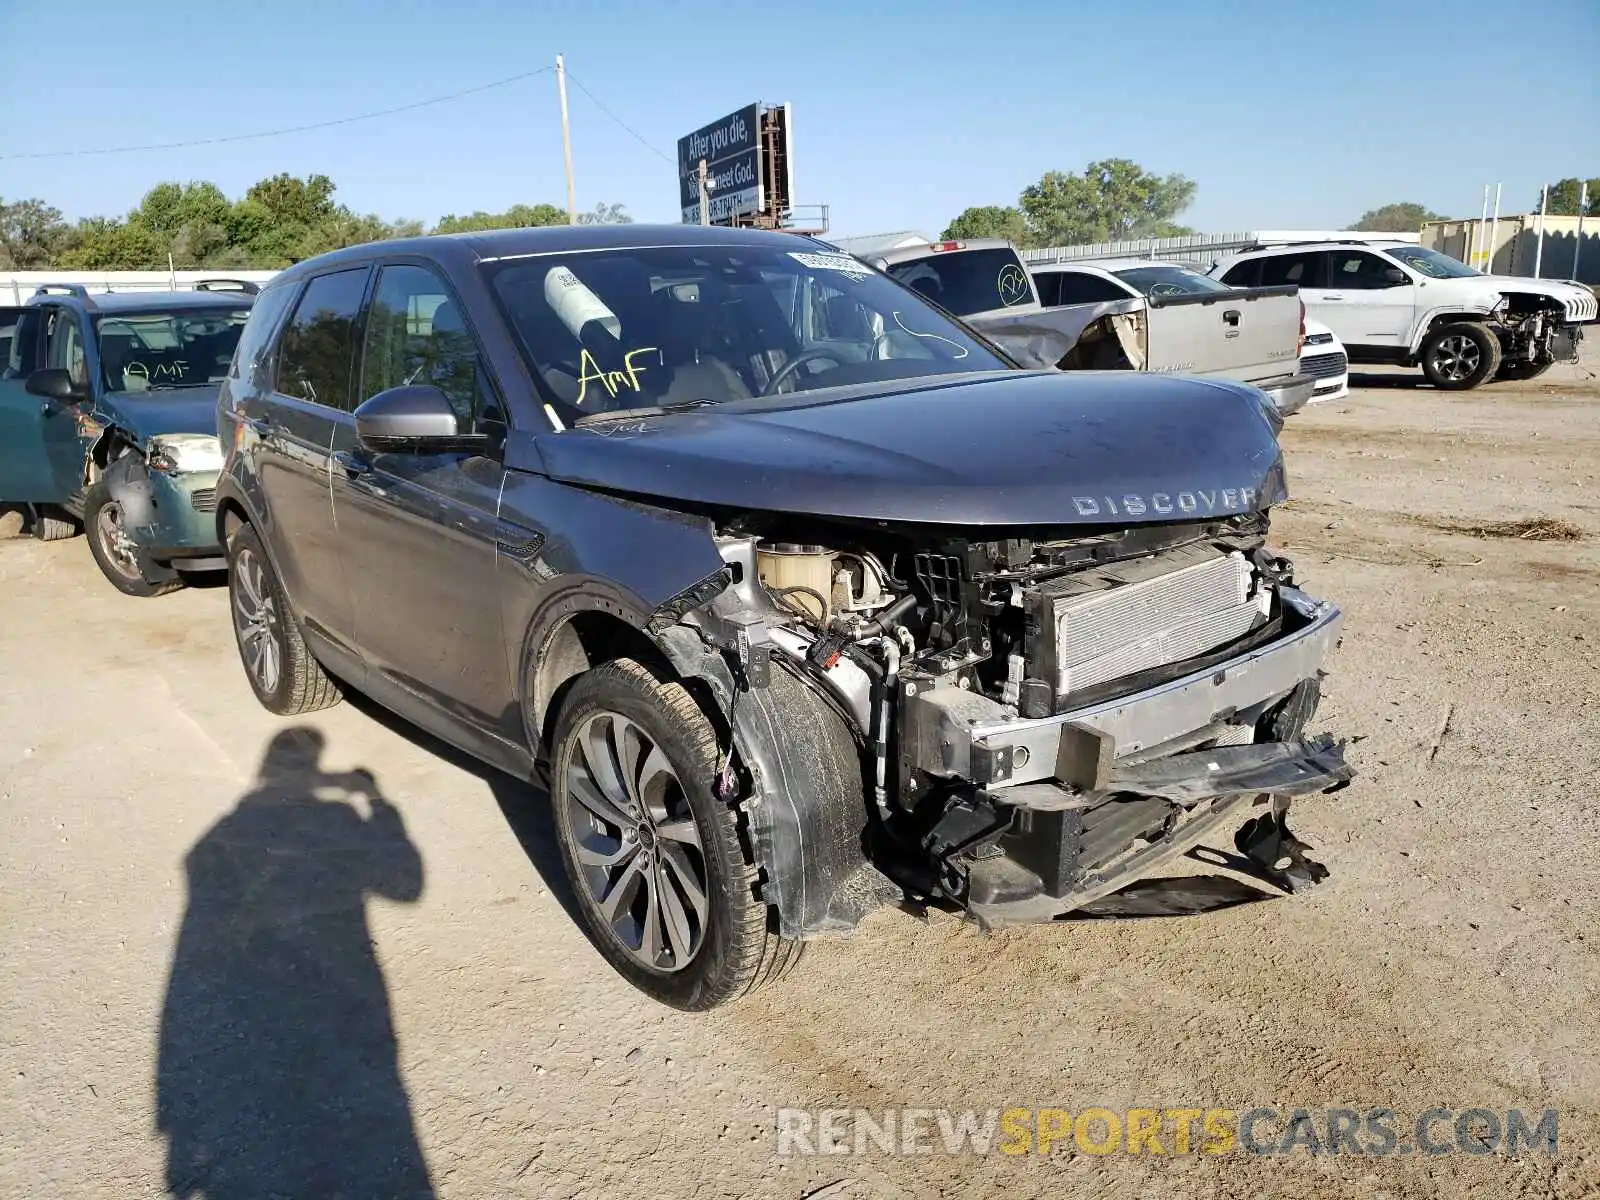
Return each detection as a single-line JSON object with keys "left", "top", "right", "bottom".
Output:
{"left": 333, "top": 449, "right": 373, "bottom": 478}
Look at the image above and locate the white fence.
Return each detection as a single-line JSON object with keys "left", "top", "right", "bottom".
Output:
{"left": 2, "top": 270, "right": 280, "bottom": 304}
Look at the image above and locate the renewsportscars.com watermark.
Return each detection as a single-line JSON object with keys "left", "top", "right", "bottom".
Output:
{"left": 776, "top": 1107, "right": 1560, "bottom": 1158}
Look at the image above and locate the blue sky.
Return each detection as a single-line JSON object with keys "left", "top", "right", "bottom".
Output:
{"left": 2, "top": 0, "right": 1595, "bottom": 240}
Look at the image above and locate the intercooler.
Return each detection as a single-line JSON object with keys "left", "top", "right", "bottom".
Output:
{"left": 1026, "top": 542, "right": 1266, "bottom": 705}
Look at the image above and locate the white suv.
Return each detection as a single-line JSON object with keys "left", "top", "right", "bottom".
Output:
{"left": 1209, "top": 241, "right": 1596, "bottom": 390}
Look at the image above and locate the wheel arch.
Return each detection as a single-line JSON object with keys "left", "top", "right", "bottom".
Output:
{"left": 1411, "top": 307, "right": 1496, "bottom": 354}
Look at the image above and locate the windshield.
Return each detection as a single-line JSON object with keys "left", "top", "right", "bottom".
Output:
{"left": 486, "top": 245, "right": 1008, "bottom": 421}
{"left": 884, "top": 248, "right": 1036, "bottom": 316}
{"left": 1384, "top": 246, "right": 1479, "bottom": 279}
{"left": 1112, "top": 265, "right": 1232, "bottom": 297}
{"left": 95, "top": 307, "right": 252, "bottom": 392}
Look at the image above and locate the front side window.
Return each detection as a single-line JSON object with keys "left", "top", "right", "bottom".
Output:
{"left": 45, "top": 308, "right": 88, "bottom": 389}
{"left": 884, "top": 249, "right": 1036, "bottom": 315}
{"left": 1384, "top": 246, "right": 1478, "bottom": 279}
{"left": 1113, "top": 265, "right": 1232, "bottom": 297}
{"left": 358, "top": 264, "right": 480, "bottom": 427}
{"left": 96, "top": 307, "right": 252, "bottom": 392}
{"left": 274, "top": 268, "right": 369, "bottom": 411}
{"left": 1257, "top": 252, "right": 1328, "bottom": 289}
{"left": 486, "top": 245, "right": 1006, "bottom": 422}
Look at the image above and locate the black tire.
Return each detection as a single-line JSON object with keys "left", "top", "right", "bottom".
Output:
{"left": 83, "top": 481, "right": 181, "bottom": 598}
{"left": 226, "top": 521, "right": 342, "bottom": 715}
{"left": 1494, "top": 357, "right": 1554, "bottom": 382}
{"left": 33, "top": 510, "right": 78, "bottom": 542}
{"left": 550, "top": 658, "right": 801, "bottom": 1010}
{"left": 1420, "top": 321, "right": 1502, "bottom": 390}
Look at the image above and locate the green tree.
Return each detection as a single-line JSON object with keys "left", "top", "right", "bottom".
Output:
{"left": 244, "top": 173, "right": 337, "bottom": 227}
{"left": 1542, "top": 177, "right": 1600, "bottom": 216}
{"left": 941, "top": 205, "right": 1031, "bottom": 246}
{"left": 1020, "top": 159, "right": 1197, "bottom": 246}
{"left": 0, "top": 198, "right": 70, "bottom": 268}
{"left": 575, "top": 201, "right": 633, "bottom": 226}
{"left": 1349, "top": 202, "right": 1444, "bottom": 233}
{"left": 433, "top": 203, "right": 569, "bottom": 234}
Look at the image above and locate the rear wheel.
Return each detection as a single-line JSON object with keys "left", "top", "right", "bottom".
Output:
{"left": 227, "top": 522, "right": 342, "bottom": 714}
{"left": 550, "top": 658, "right": 801, "bottom": 1010}
{"left": 83, "top": 481, "right": 180, "bottom": 597}
{"left": 1420, "top": 321, "right": 1501, "bottom": 390}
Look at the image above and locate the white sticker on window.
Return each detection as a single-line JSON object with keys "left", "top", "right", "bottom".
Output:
{"left": 544, "top": 266, "right": 622, "bottom": 340}
{"left": 788, "top": 251, "right": 873, "bottom": 278}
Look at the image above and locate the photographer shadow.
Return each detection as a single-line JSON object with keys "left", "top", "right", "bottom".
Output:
{"left": 156, "top": 727, "right": 435, "bottom": 1200}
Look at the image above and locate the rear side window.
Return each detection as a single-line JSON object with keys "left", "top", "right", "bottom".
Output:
{"left": 1256, "top": 252, "right": 1328, "bottom": 289}
{"left": 1035, "top": 271, "right": 1130, "bottom": 306}
{"left": 274, "top": 268, "right": 369, "bottom": 411}
{"left": 229, "top": 283, "right": 298, "bottom": 390}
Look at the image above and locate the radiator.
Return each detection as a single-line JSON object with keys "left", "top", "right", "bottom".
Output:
{"left": 1027, "top": 543, "right": 1264, "bottom": 703}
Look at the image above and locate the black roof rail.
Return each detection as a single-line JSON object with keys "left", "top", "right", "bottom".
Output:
{"left": 1240, "top": 238, "right": 1377, "bottom": 253}
{"left": 191, "top": 278, "right": 261, "bottom": 295}
{"left": 31, "top": 282, "right": 94, "bottom": 301}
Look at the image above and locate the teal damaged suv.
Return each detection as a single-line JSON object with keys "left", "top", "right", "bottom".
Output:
{"left": 0, "top": 282, "right": 256, "bottom": 595}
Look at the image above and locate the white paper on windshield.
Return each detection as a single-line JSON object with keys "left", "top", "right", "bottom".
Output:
{"left": 788, "top": 251, "right": 873, "bottom": 279}
{"left": 545, "top": 266, "right": 622, "bottom": 339}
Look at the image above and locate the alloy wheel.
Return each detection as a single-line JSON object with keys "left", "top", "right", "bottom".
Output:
{"left": 1431, "top": 334, "right": 1481, "bottom": 383}
{"left": 231, "top": 547, "right": 283, "bottom": 695}
{"left": 95, "top": 501, "right": 142, "bottom": 580}
{"left": 562, "top": 711, "right": 709, "bottom": 973}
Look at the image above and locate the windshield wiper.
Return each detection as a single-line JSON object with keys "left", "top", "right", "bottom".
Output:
{"left": 573, "top": 399, "right": 720, "bottom": 427}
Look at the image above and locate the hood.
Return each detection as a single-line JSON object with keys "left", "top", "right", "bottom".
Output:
{"left": 532, "top": 371, "right": 1287, "bottom": 526}
{"left": 98, "top": 386, "right": 223, "bottom": 443}
{"left": 1483, "top": 275, "right": 1597, "bottom": 321}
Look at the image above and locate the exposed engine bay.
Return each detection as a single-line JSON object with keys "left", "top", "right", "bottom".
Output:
{"left": 1491, "top": 292, "right": 1584, "bottom": 369}
{"left": 683, "top": 509, "right": 1353, "bottom": 930}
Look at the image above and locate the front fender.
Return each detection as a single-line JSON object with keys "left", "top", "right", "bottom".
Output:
{"left": 655, "top": 624, "right": 898, "bottom": 938}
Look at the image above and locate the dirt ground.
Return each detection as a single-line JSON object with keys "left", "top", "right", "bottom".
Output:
{"left": 2, "top": 351, "right": 1598, "bottom": 1200}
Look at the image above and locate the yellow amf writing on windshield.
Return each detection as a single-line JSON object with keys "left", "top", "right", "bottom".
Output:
{"left": 576, "top": 347, "right": 657, "bottom": 405}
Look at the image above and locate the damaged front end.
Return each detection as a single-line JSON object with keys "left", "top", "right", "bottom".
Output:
{"left": 676, "top": 510, "right": 1351, "bottom": 933}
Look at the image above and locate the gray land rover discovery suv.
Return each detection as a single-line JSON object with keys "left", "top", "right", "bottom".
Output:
{"left": 215, "top": 225, "right": 1351, "bottom": 1010}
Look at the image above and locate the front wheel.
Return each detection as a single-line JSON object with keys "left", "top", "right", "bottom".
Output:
{"left": 1420, "top": 321, "right": 1502, "bottom": 390}
{"left": 550, "top": 658, "right": 802, "bottom": 1010}
{"left": 83, "top": 482, "right": 179, "bottom": 597}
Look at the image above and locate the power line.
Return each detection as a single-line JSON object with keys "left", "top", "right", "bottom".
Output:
{"left": 565, "top": 72, "right": 675, "bottom": 164}
{"left": 0, "top": 67, "right": 554, "bottom": 161}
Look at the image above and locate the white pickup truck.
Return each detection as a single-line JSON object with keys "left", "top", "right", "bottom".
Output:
{"left": 863, "top": 238, "right": 1316, "bottom": 416}
{"left": 1209, "top": 239, "right": 1596, "bottom": 389}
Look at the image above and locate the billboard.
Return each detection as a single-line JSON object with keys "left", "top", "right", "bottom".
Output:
{"left": 676, "top": 103, "right": 762, "bottom": 225}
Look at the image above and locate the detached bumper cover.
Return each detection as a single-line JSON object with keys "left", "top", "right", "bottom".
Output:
{"left": 1255, "top": 372, "right": 1317, "bottom": 418}
{"left": 967, "top": 735, "right": 1350, "bottom": 924}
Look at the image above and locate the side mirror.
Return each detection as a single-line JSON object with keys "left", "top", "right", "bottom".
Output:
{"left": 26, "top": 368, "right": 88, "bottom": 403}
{"left": 354, "top": 385, "right": 485, "bottom": 455}
{"left": 1382, "top": 267, "right": 1409, "bottom": 286}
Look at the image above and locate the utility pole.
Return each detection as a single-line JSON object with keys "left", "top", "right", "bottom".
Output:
{"left": 1487, "top": 182, "right": 1502, "bottom": 274}
{"left": 697, "top": 158, "right": 713, "bottom": 226}
{"left": 1573, "top": 181, "right": 1589, "bottom": 281}
{"left": 1533, "top": 183, "right": 1549, "bottom": 278}
{"left": 556, "top": 54, "right": 576, "bottom": 224}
